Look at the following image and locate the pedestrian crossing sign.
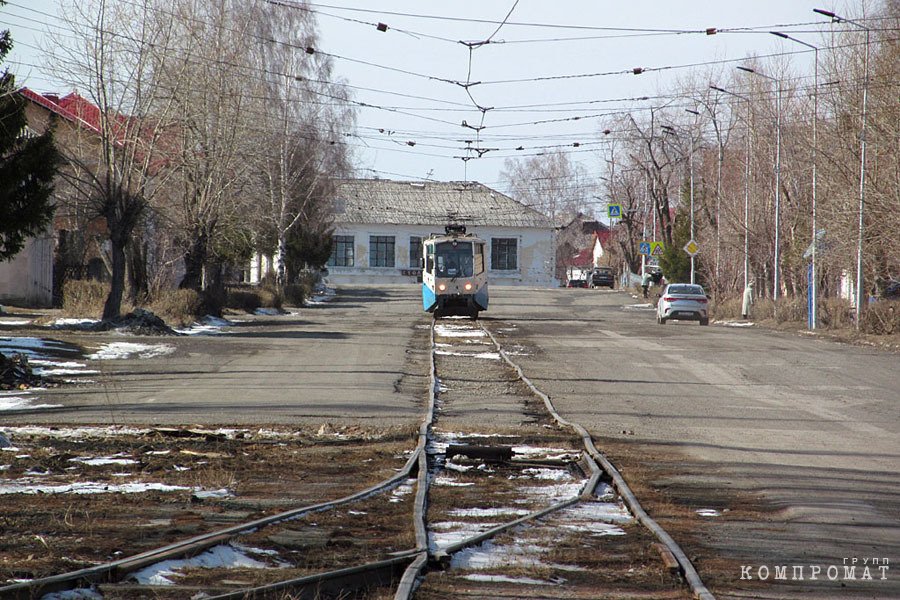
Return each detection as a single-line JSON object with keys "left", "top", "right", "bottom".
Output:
{"left": 650, "top": 242, "right": 665, "bottom": 256}
{"left": 639, "top": 241, "right": 651, "bottom": 255}
{"left": 607, "top": 204, "right": 623, "bottom": 219}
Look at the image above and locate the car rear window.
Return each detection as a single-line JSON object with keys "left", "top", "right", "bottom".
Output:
{"left": 667, "top": 285, "right": 705, "bottom": 295}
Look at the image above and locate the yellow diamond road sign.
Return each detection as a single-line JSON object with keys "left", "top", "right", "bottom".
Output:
{"left": 683, "top": 239, "right": 700, "bottom": 257}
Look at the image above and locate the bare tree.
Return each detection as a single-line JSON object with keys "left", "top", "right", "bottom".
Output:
{"left": 246, "top": 1, "right": 354, "bottom": 285}
{"left": 51, "top": 0, "right": 184, "bottom": 319}
{"left": 500, "top": 150, "right": 595, "bottom": 224}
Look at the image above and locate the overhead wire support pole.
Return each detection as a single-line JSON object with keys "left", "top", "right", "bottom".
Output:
{"left": 737, "top": 65, "right": 781, "bottom": 303}
{"left": 772, "top": 31, "right": 819, "bottom": 330}
{"left": 814, "top": 8, "right": 869, "bottom": 329}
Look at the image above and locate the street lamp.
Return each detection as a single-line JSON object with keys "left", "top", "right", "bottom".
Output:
{"left": 771, "top": 31, "right": 819, "bottom": 329}
{"left": 814, "top": 8, "right": 869, "bottom": 329}
{"left": 737, "top": 65, "right": 782, "bottom": 303}
{"left": 711, "top": 85, "right": 752, "bottom": 290}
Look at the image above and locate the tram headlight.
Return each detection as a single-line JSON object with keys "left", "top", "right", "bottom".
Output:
{"left": 438, "top": 283, "right": 447, "bottom": 291}
{"left": 464, "top": 282, "right": 473, "bottom": 291}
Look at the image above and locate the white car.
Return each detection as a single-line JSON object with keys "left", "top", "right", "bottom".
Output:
{"left": 656, "top": 283, "right": 709, "bottom": 325}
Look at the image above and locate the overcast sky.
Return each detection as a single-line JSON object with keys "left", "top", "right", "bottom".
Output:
{"left": 4, "top": 1, "right": 868, "bottom": 194}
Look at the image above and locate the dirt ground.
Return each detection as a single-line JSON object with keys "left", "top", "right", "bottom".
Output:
{"left": 0, "top": 425, "right": 417, "bottom": 587}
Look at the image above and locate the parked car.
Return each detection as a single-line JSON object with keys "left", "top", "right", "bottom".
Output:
{"left": 589, "top": 267, "right": 615, "bottom": 289}
{"left": 566, "top": 278, "right": 588, "bottom": 288}
{"left": 656, "top": 283, "right": 709, "bottom": 325}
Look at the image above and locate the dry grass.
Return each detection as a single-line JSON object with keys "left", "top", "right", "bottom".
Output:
{"left": 148, "top": 288, "right": 204, "bottom": 327}
{"left": 61, "top": 280, "right": 115, "bottom": 318}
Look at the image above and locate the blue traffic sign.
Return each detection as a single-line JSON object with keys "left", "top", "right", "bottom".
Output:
{"left": 607, "top": 204, "right": 623, "bottom": 218}
{"left": 638, "top": 242, "right": 651, "bottom": 255}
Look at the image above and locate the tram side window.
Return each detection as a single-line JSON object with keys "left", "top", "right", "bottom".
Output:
{"left": 474, "top": 243, "right": 484, "bottom": 275}
{"left": 426, "top": 244, "right": 435, "bottom": 273}
{"left": 409, "top": 236, "right": 423, "bottom": 268}
{"left": 491, "top": 238, "right": 518, "bottom": 271}
{"left": 328, "top": 235, "right": 354, "bottom": 267}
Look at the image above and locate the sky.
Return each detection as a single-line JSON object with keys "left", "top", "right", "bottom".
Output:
{"left": 3, "top": 1, "right": 865, "bottom": 197}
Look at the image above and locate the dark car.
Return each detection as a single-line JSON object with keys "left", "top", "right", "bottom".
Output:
{"left": 566, "top": 278, "right": 588, "bottom": 288}
{"left": 589, "top": 267, "right": 615, "bottom": 289}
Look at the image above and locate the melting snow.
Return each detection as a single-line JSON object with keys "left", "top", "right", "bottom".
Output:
{"left": 175, "top": 315, "right": 234, "bottom": 335}
{"left": 0, "top": 319, "right": 31, "bottom": 326}
{"left": 515, "top": 467, "right": 573, "bottom": 481}
{"left": 696, "top": 508, "right": 722, "bottom": 517}
{"left": 461, "top": 573, "right": 553, "bottom": 585}
{"left": 0, "top": 480, "right": 191, "bottom": 495}
{"left": 0, "top": 392, "right": 62, "bottom": 411}
{"left": 69, "top": 454, "right": 138, "bottom": 466}
{"left": 87, "top": 342, "right": 175, "bottom": 360}
{"left": 389, "top": 478, "right": 416, "bottom": 503}
{"left": 130, "top": 544, "right": 271, "bottom": 585}
{"left": 714, "top": 320, "right": 755, "bottom": 327}
{"left": 434, "top": 325, "right": 485, "bottom": 338}
{"left": 451, "top": 539, "right": 550, "bottom": 570}
{"left": 449, "top": 507, "right": 531, "bottom": 518}
{"left": 435, "top": 350, "right": 501, "bottom": 360}
{"left": 50, "top": 318, "right": 101, "bottom": 328}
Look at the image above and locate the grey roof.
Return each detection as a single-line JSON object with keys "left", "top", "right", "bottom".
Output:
{"left": 333, "top": 179, "right": 553, "bottom": 229}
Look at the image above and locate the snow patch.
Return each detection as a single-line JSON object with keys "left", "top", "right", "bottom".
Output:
{"left": 130, "top": 544, "right": 271, "bottom": 585}
{"left": 0, "top": 480, "right": 191, "bottom": 495}
{"left": 460, "top": 573, "right": 553, "bottom": 585}
{"left": 87, "top": 342, "right": 175, "bottom": 360}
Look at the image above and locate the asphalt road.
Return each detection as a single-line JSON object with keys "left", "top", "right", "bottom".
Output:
{"left": 3, "top": 284, "right": 898, "bottom": 598}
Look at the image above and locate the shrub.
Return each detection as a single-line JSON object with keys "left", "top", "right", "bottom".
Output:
{"left": 257, "top": 287, "right": 283, "bottom": 309}
{"left": 62, "top": 280, "right": 109, "bottom": 318}
{"left": 149, "top": 289, "right": 203, "bottom": 327}
{"left": 226, "top": 288, "right": 261, "bottom": 312}
{"left": 284, "top": 283, "right": 308, "bottom": 306}
{"left": 710, "top": 296, "right": 743, "bottom": 320}
{"left": 861, "top": 301, "right": 900, "bottom": 335}
{"left": 818, "top": 298, "right": 853, "bottom": 329}
{"left": 773, "top": 297, "right": 806, "bottom": 324}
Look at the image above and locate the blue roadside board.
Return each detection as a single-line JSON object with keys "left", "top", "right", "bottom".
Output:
{"left": 607, "top": 204, "right": 623, "bottom": 219}
{"left": 639, "top": 241, "right": 651, "bottom": 255}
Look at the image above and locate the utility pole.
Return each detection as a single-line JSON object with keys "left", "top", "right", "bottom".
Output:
{"left": 814, "top": 8, "right": 870, "bottom": 329}
{"left": 737, "top": 65, "right": 782, "bottom": 302}
{"left": 711, "top": 85, "right": 752, "bottom": 290}
{"left": 772, "top": 31, "right": 819, "bottom": 329}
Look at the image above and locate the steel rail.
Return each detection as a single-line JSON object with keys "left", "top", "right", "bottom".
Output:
{"left": 393, "top": 318, "right": 439, "bottom": 599}
{"left": 394, "top": 319, "right": 610, "bottom": 596}
{"left": 0, "top": 443, "right": 424, "bottom": 600}
{"left": 202, "top": 553, "right": 418, "bottom": 600}
{"left": 480, "top": 324, "right": 716, "bottom": 600}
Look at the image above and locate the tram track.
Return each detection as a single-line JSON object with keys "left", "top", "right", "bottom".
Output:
{"left": 1, "top": 317, "right": 713, "bottom": 600}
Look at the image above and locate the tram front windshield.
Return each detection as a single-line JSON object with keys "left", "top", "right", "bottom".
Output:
{"left": 435, "top": 241, "right": 473, "bottom": 278}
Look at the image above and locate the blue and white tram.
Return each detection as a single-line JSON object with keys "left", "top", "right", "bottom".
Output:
{"left": 422, "top": 225, "right": 489, "bottom": 319}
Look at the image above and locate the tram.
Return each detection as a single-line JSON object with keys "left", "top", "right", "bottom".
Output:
{"left": 422, "top": 225, "right": 489, "bottom": 319}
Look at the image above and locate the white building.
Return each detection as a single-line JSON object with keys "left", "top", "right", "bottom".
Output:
{"left": 327, "top": 179, "right": 556, "bottom": 287}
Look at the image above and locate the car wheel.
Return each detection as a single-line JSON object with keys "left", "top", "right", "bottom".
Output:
{"left": 700, "top": 317, "right": 709, "bottom": 326}
{"left": 657, "top": 315, "right": 666, "bottom": 325}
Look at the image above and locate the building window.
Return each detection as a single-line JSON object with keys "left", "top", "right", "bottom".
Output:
{"left": 409, "top": 236, "right": 423, "bottom": 268}
{"left": 328, "top": 235, "right": 354, "bottom": 267}
{"left": 491, "top": 238, "right": 518, "bottom": 271}
{"left": 370, "top": 235, "right": 395, "bottom": 267}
